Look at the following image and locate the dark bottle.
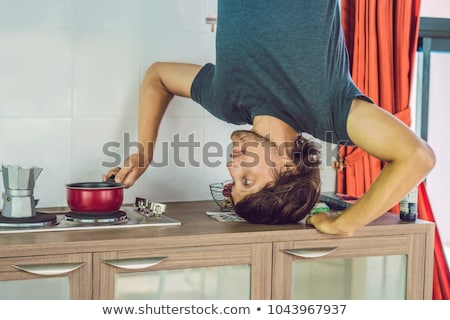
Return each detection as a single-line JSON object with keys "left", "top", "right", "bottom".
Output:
{"left": 400, "top": 186, "right": 418, "bottom": 222}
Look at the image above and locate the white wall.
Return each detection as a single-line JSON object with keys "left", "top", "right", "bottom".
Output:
{"left": 0, "top": 0, "right": 338, "bottom": 208}
{"left": 421, "top": 0, "right": 450, "bottom": 18}
{"left": 416, "top": 0, "right": 450, "bottom": 245}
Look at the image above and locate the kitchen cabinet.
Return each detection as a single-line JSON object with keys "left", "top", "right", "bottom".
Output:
{"left": 0, "top": 253, "right": 92, "bottom": 299}
{"left": 94, "top": 243, "right": 271, "bottom": 299}
{"left": 0, "top": 201, "right": 435, "bottom": 300}
{"left": 273, "top": 233, "right": 430, "bottom": 299}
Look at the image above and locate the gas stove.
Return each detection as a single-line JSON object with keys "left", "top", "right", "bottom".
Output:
{"left": 0, "top": 165, "right": 181, "bottom": 234}
{"left": 0, "top": 204, "right": 181, "bottom": 234}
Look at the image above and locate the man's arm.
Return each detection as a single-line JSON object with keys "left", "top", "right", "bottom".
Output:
{"left": 103, "top": 62, "right": 202, "bottom": 187}
{"left": 309, "top": 98, "right": 436, "bottom": 236}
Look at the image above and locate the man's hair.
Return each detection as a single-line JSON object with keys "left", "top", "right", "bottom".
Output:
{"left": 234, "top": 135, "right": 321, "bottom": 224}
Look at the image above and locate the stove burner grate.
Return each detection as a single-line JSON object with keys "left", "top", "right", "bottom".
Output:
{"left": 64, "top": 210, "right": 128, "bottom": 224}
{"left": 0, "top": 212, "right": 58, "bottom": 228}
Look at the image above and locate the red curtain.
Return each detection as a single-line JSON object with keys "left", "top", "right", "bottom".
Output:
{"left": 338, "top": 0, "right": 418, "bottom": 211}
{"left": 418, "top": 182, "right": 450, "bottom": 299}
{"left": 340, "top": 0, "right": 449, "bottom": 299}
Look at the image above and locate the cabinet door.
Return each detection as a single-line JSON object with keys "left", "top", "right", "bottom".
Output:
{"left": 0, "top": 253, "right": 92, "bottom": 299}
{"left": 272, "top": 234, "right": 430, "bottom": 300}
{"left": 94, "top": 243, "right": 272, "bottom": 300}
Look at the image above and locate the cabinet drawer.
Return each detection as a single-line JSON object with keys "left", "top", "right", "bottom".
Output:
{"left": 272, "top": 234, "right": 429, "bottom": 299}
{"left": 94, "top": 243, "right": 272, "bottom": 300}
{"left": 276, "top": 235, "right": 411, "bottom": 259}
{"left": 0, "top": 253, "right": 92, "bottom": 299}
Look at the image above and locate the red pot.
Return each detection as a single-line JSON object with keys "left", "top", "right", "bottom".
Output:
{"left": 66, "top": 181, "right": 124, "bottom": 214}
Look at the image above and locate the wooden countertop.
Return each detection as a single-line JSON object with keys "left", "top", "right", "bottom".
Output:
{"left": 0, "top": 200, "right": 434, "bottom": 258}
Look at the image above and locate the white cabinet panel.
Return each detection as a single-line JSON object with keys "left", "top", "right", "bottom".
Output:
{"left": 291, "top": 255, "right": 407, "bottom": 299}
{"left": 115, "top": 265, "right": 250, "bottom": 300}
{"left": 0, "top": 277, "right": 70, "bottom": 300}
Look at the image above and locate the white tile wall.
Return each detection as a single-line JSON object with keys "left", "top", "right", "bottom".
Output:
{"left": 0, "top": 0, "right": 336, "bottom": 210}
{"left": 72, "top": 29, "right": 140, "bottom": 118}
{"left": 0, "top": 118, "right": 72, "bottom": 207}
{"left": 0, "top": 29, "right": 72, "bottom": 118}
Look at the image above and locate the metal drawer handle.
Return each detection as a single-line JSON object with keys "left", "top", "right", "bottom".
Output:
{"left": 12, "top": 262, "right": 85, "bottom": 276}
{"left": 283, "top": 247, "right": 337, "bottom": 258}
{"left": 103, "top": 257, "right": 167, "bottom": 270}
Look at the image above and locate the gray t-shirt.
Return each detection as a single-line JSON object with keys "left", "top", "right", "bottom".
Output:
{"left": 191, "top": 0, "right": 370, "bottom": 145}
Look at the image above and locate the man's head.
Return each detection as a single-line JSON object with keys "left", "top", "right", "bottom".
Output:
{"left": 227, "top": 130, "right": 321, "bottom": 224}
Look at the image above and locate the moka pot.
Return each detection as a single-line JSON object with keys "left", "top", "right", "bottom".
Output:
{"left": 1, "top": 165, "right": 43, "bottom": 218}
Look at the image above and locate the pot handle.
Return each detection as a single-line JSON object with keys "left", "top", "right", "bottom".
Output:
{"left": 105, "top": 175, "right": 116, "bottom": 183}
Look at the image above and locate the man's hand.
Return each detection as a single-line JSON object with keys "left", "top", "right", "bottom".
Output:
{"left": 103, "top": 153, "right": 149, "bottom": 188}
{"left": 102, "top": 62, "right": 202, "bottom": 189}
{"left": 307, "top": 211, "right": 354, "bottom": 237}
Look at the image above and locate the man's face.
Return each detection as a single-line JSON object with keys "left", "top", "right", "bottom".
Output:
{"left": 227, "top": 130, "right": 294, "bottom": 204}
